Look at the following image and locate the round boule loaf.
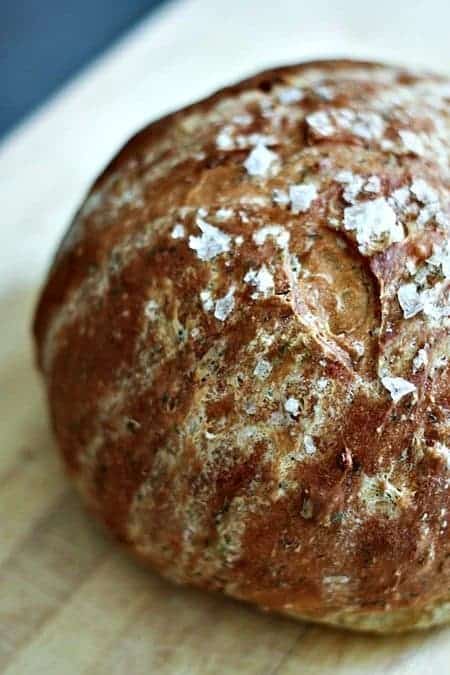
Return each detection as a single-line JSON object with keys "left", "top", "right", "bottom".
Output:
{"left": 34, "top": 60, "right": 450, "bottom": 632}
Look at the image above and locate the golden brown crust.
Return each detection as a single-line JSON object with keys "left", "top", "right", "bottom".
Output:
{"left": 34, "top": 59, "right": 450, "bottom": 632}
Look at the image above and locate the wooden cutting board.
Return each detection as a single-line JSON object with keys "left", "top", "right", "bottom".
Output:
{"left": 1, "top": 1, "right": 450, "bottom": 670}
{"left": 1, "top": 290, "right": 449, "bottom": 675}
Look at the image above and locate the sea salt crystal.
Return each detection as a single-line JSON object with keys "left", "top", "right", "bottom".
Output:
{"left": 389, "top": 187, "right": 411, "bottom": 211}
{"left": 278, "top": 87, "right": 303, "bottom": 104}
{"left": 343, "top": 198, "right": 402, "bottom": 254}
{"left": 422, "top": 286, "right": 450, "bottom": 321}
{"left": 244, "top": 143, "right": 279, "bottom": 177}
{"left": 200, "top": 290, "right": 214, "bottom": 312}
{"left": 253, "top": 225, "right": 290, "bottom": 249}
{"left": 244, "top": 265, "right": 275, "bottom": 297}
{"left": 216, "top": 208, "right": 234, "bottom": 221}
{"left": 410, "top": 178, "right": 439, "bottom": 205}
{"left": 337, "top": 109, "right": 384, "bottom": 141}
{"left": 189, "top": 217, "right": 231, "bottom": 261}
{"left": 413, "top": 347, "right": 428, "bottom": 372}
{"left": 214, "top": 286, "right": 235, "bottom": 321}
{"left": 304, "top": 435, "right": 316, "bottom": 455}
{"left": 308, "top": 108, "right": 384, "bottom": 141}
{"left": 201, "top": 286, "right": 236, "bottom": 321}
{"left": 381, "top": 376, "right": 416, "bottom": 403}
{"left": 216, "top": 127, "right": 234, "bottom": 150}
{"left": 306, "top": 110, "right": 335, "bottom": 136}
{"left": 237, "top": 133, "right": 277, "bottom": 149}
{"left": 336, "top": 171, "right": 364, "bottom": 203}
{"left": 253, "top": 359, "right": 272, "bottom": 380}
{"left": 433, "top": 355, "right": 448, "bottom": 372}
{"left": 399, "top": 130, "right": 425, "bottom": 156}
{"left": 144, "top": 299, "right": 159, "bottom": 320}
{"left": 171, "top": 223, "right": 185, "bottom": 239}
{"left": 289, "top": 183, "right": 317, "bottom": 213}
{"left": 427, "top": 241, "right": 450, "bottom": 278}
{"left": 232, "top": 113, "right": 253, "bottom": 126}
{"left": 364, "top": 175, "right": 381, "bottom": 194}
{"left": 289, "top": 254, "right": 302, "bottom": 277}
{"left": 397, "top": 283, "right": 423, "bottom": 319}
{"left": 284, "top": 397, "right": 300, "bottom": 417}
{"left": 272, "top": 188, "right": 290, "bottom": 206}
{"left": 314, "top": 85, "right": 334, "bottom": 101}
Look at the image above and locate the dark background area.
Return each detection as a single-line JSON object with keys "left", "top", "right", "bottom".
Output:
{"left": 0, "top": 0, "right": 167, "bottom": 139}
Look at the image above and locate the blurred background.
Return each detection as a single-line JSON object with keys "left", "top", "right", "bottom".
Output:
{"left": 1, "top": 0, "right": 166, "bottom": 138}
{"left": 1, "top": 0, "right": 450, "bottom": 289}
{"left": 2, "top": 0, "right": 450, "bottom": 140}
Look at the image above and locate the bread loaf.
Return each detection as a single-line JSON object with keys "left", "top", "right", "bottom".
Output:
{"left": 34, "top": 60, "right": 450, "bottom": 632}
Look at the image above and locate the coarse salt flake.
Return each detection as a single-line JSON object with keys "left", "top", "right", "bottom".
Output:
{"left": 244, "top": 265, "right": 275, "bottom": 297}
{"left": 427, "top": 241, "right": 450, "bottom": 278}
{"left": 244, "top": 143, "right": 279, "bottom": 178}
{"left": 216, "top": 127, "right": 234, "bottom": 150}
{"left": 214, "top": 286, "right": 235, "bottom": 321}
{"left": 399, "top": 130, "right": 425, "bottom": 156}
{"left": 364, "top": 175, "right": 381, "bottom": 194}
{"left": 338, "top": 109, "right": 384, "bottom": 141}
{"left": 253, "top": 224, "right": 290, "bottom": 249}
{"left": 336, "top": 171, "right": 364, "bottom": 203}
{"left": 304, "top": 435, "right": 316, "bottom": 455}
{"left": 144, "top": 299, "right": 159, "bottom": 320}
{"left": 171, "top": 223, "right": 185, "bottom": 239}
{"left": 307, "top": 108, "right": 384, "bottom": 141}
{"left": 272, "top": 188, "right": 290, "bottom": 206}
{"left": 306, "top": 110, "right": 335, "bottom": 136}
{"left": 278, "top": 87, "right": 303, "bottom": 104}
{"left": 284, "top": 397, "right": 300, "bottom": 417}
{"left": 410, "top": 178, "right": 439, "bottom": 205}
{"left": 253, "top": 359, "right": 272, "bottom": 380}
{"left": 397, "top": 283, "right": 423, "bottom": 319}
{"left": 381, "top": 376, "right": 416, "bottom": 403}
{"left": 232, "top": 113, "right": 253, "bottom": 126}
{"left": 189, "top": 217, "right": 231, "bottom": 261}
{"left": 389, "top": 186, "right": 411, "bottom": 213}
{"left": 413, "top": 347, "right": 428, "bottom": 372}
{"left": 201, "top": 286, "right": 236, "bottom": 321}
{"left": 216, "top": 207, "right": 234, "bottom": 221}
{"left": 289, "top": 183, "right": 317, "bottom": 214}
{"left": 343, "top": 198, "right": 402, "bottom": 254}
{"left": 200, "top": 290, "right": 214, "bottom": 312}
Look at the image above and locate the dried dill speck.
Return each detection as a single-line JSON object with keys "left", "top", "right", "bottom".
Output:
{"left": 300, "top": 497, "right": 314, "bottom": 519}
{"left": 278, "top": 342, "right": 289, "bottom": 356}
{"left": 331, "top": 511, "right": 345, "bottom": 524}
{"left": 236, "top": 372, "right": 246, "bottom": 385}
{"left": 337, "top": 448, "right": 353, "bottom": 471}
{"left": 177, "top": 327, "right": 188, "bottom": 342}
{"left": 126, "top": 418, "right": 141, "bottom": 433}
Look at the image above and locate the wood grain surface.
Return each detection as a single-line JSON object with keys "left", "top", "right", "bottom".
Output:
{"left": 1, "top": 288, "right": 449, "bottom": 675}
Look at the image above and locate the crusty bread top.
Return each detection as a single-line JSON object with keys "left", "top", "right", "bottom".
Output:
{"left": 34, "top": 60, "right": 450, "bottom": 621}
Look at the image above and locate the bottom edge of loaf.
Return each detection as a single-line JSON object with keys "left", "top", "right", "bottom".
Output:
{"left": 278, "top": 599, "right": 450, "bottom": 634}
